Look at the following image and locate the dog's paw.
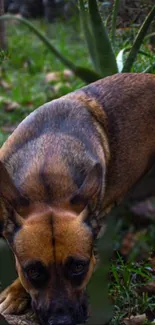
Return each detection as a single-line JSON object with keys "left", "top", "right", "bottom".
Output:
{"left": 0, "top": 278, "right": 30, "bottom": 315}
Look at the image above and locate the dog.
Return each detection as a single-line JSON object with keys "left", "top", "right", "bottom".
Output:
{"left": 0, "top": 73, "right": 155, "bottom": 325}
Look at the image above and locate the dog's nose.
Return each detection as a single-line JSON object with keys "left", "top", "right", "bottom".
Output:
{"left": 48, "top": 315, "right": 73, "bottom": 325}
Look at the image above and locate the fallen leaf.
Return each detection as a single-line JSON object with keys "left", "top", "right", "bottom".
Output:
{"left": 63, "top": 69, "right": 74, "bottom": 79}
{"left": 24, "top": 101, "right": 34, "bottom": 109}
{"left": 120, "top": 231, "right": 136, "bottom": 256}
{"left": 53, "top": 82, "right": 71, "bottom": 93}
{"left": 45, "top": 72, "right": 61, "bottom": 83}
{"left": 0, "top": 96, "right": 20, "bottom": 111}
{"left": 140, "top": 281, "right": 155, "bottom": 294}
{"left": 131, "top": 198, "right": 155, "bottom": 219}
{"left": 4, "top": 101, "right": 20, "bottom": 112}
{"left": 149, "top": 254, "right": 155, "bottom": 274}
{"left": 9, "top": 13, "right": 22, "bottom": 24}
{"left": 0, "top": 80, "right": 11, "bottom": 90}
{"left": 120, "top": 229, "right": 147, "bottom": 256}
{"left": 122, "top": 314, "right": 147, "bottom": 325}
{"left": 45, "top": 70, "right": 74, "bottom": 84}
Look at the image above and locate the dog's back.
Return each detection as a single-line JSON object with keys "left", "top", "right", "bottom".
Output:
{"left": 1, "top": 73, "right": 155, "bottom": 212}
{"left": 80, "top": 73, "right": 155, "bottom": 208}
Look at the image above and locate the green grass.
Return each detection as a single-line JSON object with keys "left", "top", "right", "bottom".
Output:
{"left": 1, "top": 17, "right": 155, "bottom": 325}
{"left": 0, "top": 19, "right": 88, "bottom": 146}
{"left": 108, "top": 214, "right": 155, "bottom": 325}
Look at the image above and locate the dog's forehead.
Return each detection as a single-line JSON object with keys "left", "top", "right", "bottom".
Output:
{"left": 14, "top": 211, "right": 92, "bottom": 266}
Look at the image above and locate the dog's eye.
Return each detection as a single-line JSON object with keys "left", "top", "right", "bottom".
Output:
{"left": 64, "top": 257, "right": 89, "bottom": 285}
{"left": 27, "top": 268, "right": 42, "bottom": 280}
{"left": 24, "top": 261, "right": 49, "bottom": 288}
{"left": 70, "top": 261, "right": 86, "bottom": 276}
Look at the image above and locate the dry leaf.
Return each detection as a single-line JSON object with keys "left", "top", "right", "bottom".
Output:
{"left": 63, "top": 69, "right": 74, "bottom": 79}
{"left": 131, "top": 198, "right": 155, "bottom": 219}
{"left": 24, "top": 101, "right": 34, "bottom": 109}
{"left": 0, "top": 96, "right": 20, "bottom": 112}
{"left": 9, "top": 13, "right": 22, "bottom": 24}
{"left": 45, "top": 72, "right": 61, "bottom": 83}
{"left": 53, "top": 82, "right": 70, "bottom": 93}
{"left": 149, "top": 255, "right": 155, "bottom": 274}
{"left": 4, "top": 101, "right": 20, "bottom": 112}
{"left": 120, "top": 229, "right": 146, "bottom": 256}
{"left": 122, "top": 314, "right": 147, "bottom": 325}
{"left": 45, "top": 70, "right": 73, "bottom": 84}
{"left": 120, "top": 232, "right": 136, "bottom": 256}
{"left": 0, "top": 80, "right": 11, "bottom": 90}
{"left": 140, "top": 281, "right": 155, "bottom": 294}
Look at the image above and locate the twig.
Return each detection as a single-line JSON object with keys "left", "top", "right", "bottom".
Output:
{"left": 1, "top": 310, "right": 39, "bottom": 325}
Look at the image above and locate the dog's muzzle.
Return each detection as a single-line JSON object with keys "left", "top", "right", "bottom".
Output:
{"left": 32, "top": 293, "right": 88, "bottom": 325}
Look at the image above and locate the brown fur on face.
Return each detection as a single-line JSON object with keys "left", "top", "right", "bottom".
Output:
{"left": 13, "top": 206, "right": 95, "bottom": 324}
{"left": 0, "top": 156, "right": 101, "bottom": 324}
{"left": 14, "top": 207, "right": 94, "bottom": 270}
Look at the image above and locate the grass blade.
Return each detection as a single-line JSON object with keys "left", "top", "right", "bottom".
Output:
{"left": 88, "top": 0, "right": 118, "bottom": 76}
{"left": 75, "top": 66, "right": 102, "bottom": 82}
{"left": 111, "top": 0, "right": 120, "bottom": 47}
{"left": 143, "top": 62, "right": 155, "bottom": 73}
{"left": 145, "top": 32, "right": 155, "bottom": 40}
{"left": 79, "top": 0, "right": 99, "bottom": 71}
{"left": 122, "top": 5, "right": 155, "bottom": 72}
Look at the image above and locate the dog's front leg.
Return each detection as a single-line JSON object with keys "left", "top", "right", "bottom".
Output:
{"left": 0, "top": 278, "right": 30, "bottom": 315}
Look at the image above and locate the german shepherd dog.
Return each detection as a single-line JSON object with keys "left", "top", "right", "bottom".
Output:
{"left": 0, "top": 73, "right": 155, "bottom": 325}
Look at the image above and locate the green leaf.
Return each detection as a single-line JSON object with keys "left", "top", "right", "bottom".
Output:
{"left": 79, "top": 0, "right": 98, "bottom": 71}
{"left": 122, "top": 5, "right": 155, "bottom": 72}
{"left": 111, "top": 0, "right": 120, "bottom": 48}
{"left": 88, "top": 0, "right": 118, "bottom": 76}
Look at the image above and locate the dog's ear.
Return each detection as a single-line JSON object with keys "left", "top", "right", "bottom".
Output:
{"left": 70, "top": 162, "right": 103, "bottom": 214}
{"left": 1, "top": 201, "right": 23, "bottom": 244}
{"left": 0, "top": 161, "right": 29, "bottom": 211}
{"left": 0, "top": 161, "right": 29, "bottom": 242}
{"left": 70, "top": 162, "right": 104, "bottom": 238}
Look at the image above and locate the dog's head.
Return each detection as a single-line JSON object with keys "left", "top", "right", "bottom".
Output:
{"left": 0, "top": 161, "right": 103, "bottom": 325}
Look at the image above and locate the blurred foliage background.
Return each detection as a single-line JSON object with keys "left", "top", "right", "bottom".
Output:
{"left": 1, "top": 1, "right": 155, "bottom": 324}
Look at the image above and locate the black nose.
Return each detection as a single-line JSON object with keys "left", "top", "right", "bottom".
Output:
{"left": 48, "top": 315, "right": 73, "bottom": 325}
{"left": 47, "top": 302, "right": 74, "bottom": 325}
